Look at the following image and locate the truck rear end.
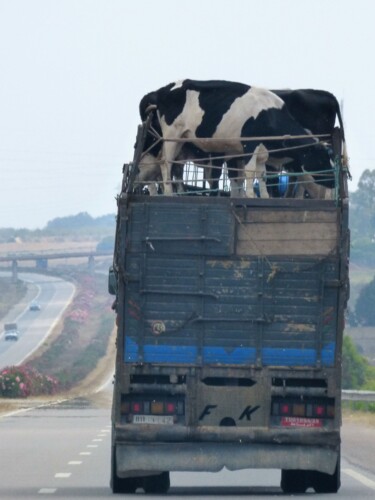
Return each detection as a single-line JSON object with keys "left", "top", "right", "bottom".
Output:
{"left": 109, "top": 127, "right": 349, "bottom": 495}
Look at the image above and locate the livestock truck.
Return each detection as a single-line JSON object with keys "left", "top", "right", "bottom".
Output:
{"left": 109, "top": 121, "right": 350, "bottom": 494}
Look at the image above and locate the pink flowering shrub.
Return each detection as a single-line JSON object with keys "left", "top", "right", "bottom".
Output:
{"left": 65, "top": 275, "right": 95, "bottom": 325}
{"left": 0, "top": 365, "right": 59, "bottom": 398}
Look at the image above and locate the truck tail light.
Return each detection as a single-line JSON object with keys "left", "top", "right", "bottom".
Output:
{"left": 292, "top": 403, "right": 306, "bottom": 417}
{"left": 313, "top": 404, "right": 326, "bottom": 417}
{"left": 131, "top": 402, "right": 142, "bottom": 413}
{"left": 280, "top": 403, "right": 291, "bottom": 415}
{"left": 166, "top": 402, "right": 176, "bottom": 414}
{"left": 121, "top": 395, "right": 185, "bottom": 421}
{"left": 272, "top": 397, "right": 335, "bottom": 421}
{"left": 151, "top": 401, "right": 164, "bottom": 414}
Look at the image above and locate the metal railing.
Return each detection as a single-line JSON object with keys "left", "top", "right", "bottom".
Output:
{"left": 342, "top": 390, "right": 375, "bottom": 402}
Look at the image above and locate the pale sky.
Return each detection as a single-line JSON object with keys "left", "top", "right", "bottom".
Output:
{"left": 0, "top": 0, "right": 373, "bottom": 229}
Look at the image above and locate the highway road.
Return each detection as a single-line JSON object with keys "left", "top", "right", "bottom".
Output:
{"left": 1, "top": 273, "right": 375, "bottom": 498}
{"left": 0, "top": 272, "right": 75, "bottom": 369}
{"left": 0, "top": 388, "right": 375, "bottom": 499}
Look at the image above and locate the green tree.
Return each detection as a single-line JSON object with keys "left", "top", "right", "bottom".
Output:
{"left": 350, "top": 169, "right": 375, "bottom": 240}
{"left": 342, "top": 336, "right": 368, "bottom": 389}
{"left": 355, "top": 275, "right": 375, "bottom": 325}
{"left": 96, "top": 236, "right": 115, "bottom": 252}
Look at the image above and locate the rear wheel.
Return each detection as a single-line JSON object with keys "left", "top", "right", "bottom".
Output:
{"left": 313, "top": 458, "right": 341, "bottom": 493}
{"left": 280, "top": 469, "right": 308, "bottom": 494}
{"left": 110, "top": 446, "right": 138, "bottom": 494}
{"left": 142, "top": 472, "right": 170, "bottom": 494}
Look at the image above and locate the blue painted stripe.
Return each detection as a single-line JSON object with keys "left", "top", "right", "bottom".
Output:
{"left": 124, "top": 338, "right": 335, "bottom": 366}
{"left": 203, "top": 347, "right": 256, "bottom": 364}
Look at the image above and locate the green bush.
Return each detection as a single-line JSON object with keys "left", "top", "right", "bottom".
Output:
{"left": 343, "top": 401, "right": 375, "bottom": 413}
{"left": 342, "top": 336, "right": 368, "bottom": 389}
{"left": 355, "top": 275, "right": 375, "bottom": 325}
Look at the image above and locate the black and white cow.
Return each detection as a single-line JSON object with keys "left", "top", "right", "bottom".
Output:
{"left": 137, "top": 79, "right": 336, "bottom": 197}
{"left": 272, "top": 88, "right": 346, "bottom": 149}
{"left": 271, "top": 88, "right": 348, "bottom": 197}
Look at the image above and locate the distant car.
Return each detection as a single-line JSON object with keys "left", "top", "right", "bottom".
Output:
{"left": 4, "top": 323, "right": 19, "bottom": 341}
{"left": 29, "top": 302, "right": 41, "bottom": 311}
{"left": 4, "top": 331, "right": 19, "bottom": 341}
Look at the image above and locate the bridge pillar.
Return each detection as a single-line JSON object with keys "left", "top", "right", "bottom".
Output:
{"left": 88, "top": 255, "right": 95, "bottom": 272}
{"left": 36, "top": 258, "right": 48, "bottom": 270}
{"left": 11, "top": 260, "right": 18, "bottom": 282}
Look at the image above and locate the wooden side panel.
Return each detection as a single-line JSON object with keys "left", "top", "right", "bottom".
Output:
{"left": 236, "top": 209, "right": 338, "bottom": 256}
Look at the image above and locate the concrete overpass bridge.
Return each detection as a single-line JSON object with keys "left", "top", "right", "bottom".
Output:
{"left": 0, "top": 251, "right": 112, "bottom": 281}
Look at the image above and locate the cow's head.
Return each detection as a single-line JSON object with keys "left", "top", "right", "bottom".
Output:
{"left": 132, "top": 151, "right": 161, "bottom": 194}
{"left": 301, "top": 143, "right": 336, "bottom": 188}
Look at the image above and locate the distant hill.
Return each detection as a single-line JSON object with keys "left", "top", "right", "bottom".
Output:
{"left": 0, "top": 212, "right": 116, "bottom": 241}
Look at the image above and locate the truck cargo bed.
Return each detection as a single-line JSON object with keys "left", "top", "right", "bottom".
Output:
{"left": 117, "top": 195, "right": 347, "bottom": 368}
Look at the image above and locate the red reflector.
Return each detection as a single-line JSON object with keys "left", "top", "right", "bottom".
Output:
{"left": 166, "top": 402, "right": 175, "bottom": 414}
{"left": 314, "top": 405, "right": 325, "bottom": 417}
{"left": 280, "top": 404, "right": 290, "bottom": 415}
{"left": 132, "top": 402, "right": 142, "bottom": 413}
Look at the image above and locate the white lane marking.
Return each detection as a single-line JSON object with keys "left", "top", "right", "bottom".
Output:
{"left": 100, "top": 429, "right": 110, "bottom": 433}
{"left": 92, "top": 438, "right": 102, "bottom": 442}
{"left": 38, "top": 489, "right": 57, "bottom": 494}
{"left": 98, "top": 434, "right": 106, "bottom": 437}
{"left": 68, "top": 461, "right": 82, "bottom": 465}
{"left": 54, "top": 473, "right": 71, "bottom": 478}
{"left": 343, "top": 468, "right": 375, "bottom": 490}
{"left": 87, "top": 444, "right": 98, "bottom": 448}
{"left": 80, "top": 452, "right": 91, "bottom": 455}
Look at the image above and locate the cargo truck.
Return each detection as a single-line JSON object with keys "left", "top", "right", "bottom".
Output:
{"left": 109, "top": 118, "right": 349, "bottom": 494}
{"left": 4, "top": 322, "right": 19, "bottom": 341}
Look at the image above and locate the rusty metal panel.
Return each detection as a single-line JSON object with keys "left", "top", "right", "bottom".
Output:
{"left": 122, "top": 197, "right": 341, "bottom": 367}
{"left": 127, "top": 201, "right": 234, "bottom": 256}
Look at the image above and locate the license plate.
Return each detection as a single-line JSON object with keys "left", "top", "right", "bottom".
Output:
{"left": 281, "top": 416, "right": 322, "bottom": 428}
{"left": 132, "top": 415, "right": 174, "bottom": 425}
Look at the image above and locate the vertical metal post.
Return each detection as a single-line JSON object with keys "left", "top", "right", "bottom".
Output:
{"left": 88, "top": 255, "right": 95, "bottom": 272}
{"left": 11, "top": 259, "right": 18, "bottom": 283}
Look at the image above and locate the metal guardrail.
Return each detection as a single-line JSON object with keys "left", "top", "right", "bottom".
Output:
{"left": 0, "top": 251, "right": 112, "bottom": 263}
{"left": 342, "top": 390, "right": 375, "bottom": 402}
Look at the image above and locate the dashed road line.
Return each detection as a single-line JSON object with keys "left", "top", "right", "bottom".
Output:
{"left": 38, "top": 426, "right": 108, "bottom": 496}
{"left": 39, "top": 427, "right": 107, "bottom": 493}
{"left": 343, "top": 468, "right": 375, "bottom": 490}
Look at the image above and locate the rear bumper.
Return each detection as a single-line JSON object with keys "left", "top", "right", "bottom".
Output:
{"left": 115, "top": 423, "right": 339, "bottom": 447}
{"left": 116, "top": 441, "right": 339, "bottom": 477}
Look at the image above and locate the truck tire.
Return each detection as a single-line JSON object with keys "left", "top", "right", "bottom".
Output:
{"left": 312, "top": 456, "right": 341, "bottom": 493}
{"left": 280, "top": 469, "right": 308, "bottom": 494}
{"left": 110, "top": 446, "right": 138, "bottom": 494}
{"left": 142, "top": 472, "right": 170, "bottom": 494}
